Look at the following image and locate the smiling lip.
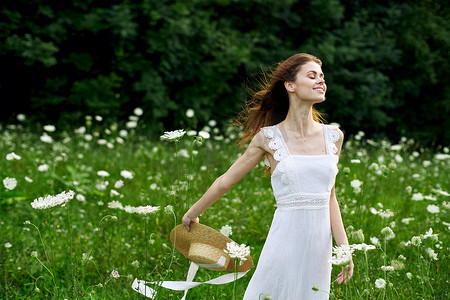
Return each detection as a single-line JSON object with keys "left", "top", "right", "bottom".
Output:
{"left": 314, "top": 87, "right": 325, "bottom": 93}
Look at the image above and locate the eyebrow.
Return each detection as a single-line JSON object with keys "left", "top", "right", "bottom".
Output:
{"left": 306, "top": 70, "right": 324, "bottom": 77}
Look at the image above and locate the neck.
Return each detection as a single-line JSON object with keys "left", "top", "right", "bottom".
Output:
{"left": 280, "top": 100, "right": 318, "bottom": 136}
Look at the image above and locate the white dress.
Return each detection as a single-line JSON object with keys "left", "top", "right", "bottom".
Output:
{"left": 243, "top": 123, "right": 341, "bottom": 300}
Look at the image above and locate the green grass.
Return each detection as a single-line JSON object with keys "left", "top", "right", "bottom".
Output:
{"left": 0, "top": 119, "right": 448, "bottom": 299}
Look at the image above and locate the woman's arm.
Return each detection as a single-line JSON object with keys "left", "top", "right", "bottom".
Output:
{"left": 330, "top": 129, "right": 354, "bottom": 284}
{"left": 182, "top": 131, "right": 266, "bottom": 231}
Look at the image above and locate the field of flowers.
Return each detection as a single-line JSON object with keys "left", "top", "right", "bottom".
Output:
{"left": 1, "top": 110, "right": 449, "bottom": 299}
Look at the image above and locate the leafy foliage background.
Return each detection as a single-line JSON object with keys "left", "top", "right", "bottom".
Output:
{"left": 1, "top": 0, "right": 449, "bottom": 146}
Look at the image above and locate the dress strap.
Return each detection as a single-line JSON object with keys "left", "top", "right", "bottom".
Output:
{"left": 323, "top": 124, "right": 340, "bottom": 156}
{"left": 261, "top": 126, "right": 289, "bottom": 168}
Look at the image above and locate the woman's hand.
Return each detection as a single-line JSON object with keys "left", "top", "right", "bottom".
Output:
{"left": 182, "top": 213, "right": 199, "bottom": 232}
{"left": 337, "top": 260, "right": 354, "bottom": 284}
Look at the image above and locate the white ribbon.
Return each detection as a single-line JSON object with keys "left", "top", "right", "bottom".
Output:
{"left": 132, "top": 258, "right": 248, "bottom": 299}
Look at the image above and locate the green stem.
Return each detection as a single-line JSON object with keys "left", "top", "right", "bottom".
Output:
{"left": 34, "top": 256, "right": 57, "bottom": 290}
{"left": 364, "top": 251, "right": 370, "bottom": 299}
{"left": 29, "top": 222, "right": 51, "bottom": 266}
{"left": 66, "top": 205, "right": 75, "bottom": 297}
{"left": 233, "top": 260, "right": 238, "bottom": 300}
{"left": 164, "top": 212, "right": 177, "bottom": 280}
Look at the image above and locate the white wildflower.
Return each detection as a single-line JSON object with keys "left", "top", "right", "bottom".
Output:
{"left": 223, "top": 242, "right": 251, "bottom": 265}
{"left": 4, "top": 242, "right": 12, "bottom": 248}
{"left": 208, "top": 120, "right": 217, "bottom": 127}
{"left": 198, "top": 130, "right": 210, "bottom": 139}
{"left": 350, "top": 159, "right": 361, "bottom": 164}
{"left": 111, "top": 270, "right": 120, "bottom": 278}
{"left": 406, "top": 236, "right": 421, "bottom": 246}
{"left": 110, "top": 189, "right": 120, "bottom": 197}
{"left": 6, "top": 152, "right": 22, "bottom": 160}
{"left": 134, "top": 107, "right": 143, "bottom": 116}
{"left": 375, "top": 278, "right": 386, "bottom": 289}
{"left": 412, "top": 193, "right": 424, "bottom": 201}
{"left": 220, "top": 225, "right": 233, "bottom": 237}
{"left": 131, "top": 260, "right": 140, "bottom": 269}
{"left": 164, "top": 205, "right": 174, "bottom": 214}
{"left": 76, "top": 194, "right": 86, "bottom": 202}
{"left": 43, "top": 125, "right": 56, "bottom": 132}
{"left": 82, "top": 253, "right": 93, "bottom": 264}
{"left": 406, "top": 272, "right": 412, "bottom": 279}
{"left": 123, "top": 205, "right": 159, "bottom": 215}
{"left": 394, "top": 154, "right": 403, "bottom": 163}
{"left": 119, "top": 129, "right": 128, "bottom": 137}
{"left": 381, "top": 227, "right": 395, "bottom": 240}
{"left": 25, "top": 176, "right": 33, "bottom": 183}
{"left": 401, "top": 217, "right": 415, "bottom": 224}
{"left": 426, "top": 204, "right": 439, "bottom": 214}
{"left": 432, "top": 189, "right": 449, "bottom": 197}
{"left": 3, "top": 177, "right": 17, "bottom": 190}
{"left": 160, "top": 129, "right": 186, "bottom": 142}
{"left": 350, "top": 179, "right": 362, "bottom": 188}
{"left": 97, "top": 170, "right": 110, "bottom": 177}
{"left": 120, "top": 170, "right": 133, "bottom": 179}
{"left": 370, "top": 236, "right": 380, "bottom": 246}
{"left": 391, "top": 259, "right": 405, "bottom": 270}
{"left": 350, "top": 243, "right": 376, "bottom": 252}
{"left": 425, "top": 248, "right": 438, "bottom": 260}
{"left": 380, "top": 265, "right": 394, "bottom": 272}
{"left": 329, "top": 244, "right": 354, "bottom": 267}
{"left": 390, "top": 144, "right": 402, "bottom": 151}
{"left": 114, "top": 180, "right": 124, "bottom": 189}
{"left": 30, "top": 190, "right": 75, "bottom": 210}
{"left": 40, "top": 134, "right": 53, "bottom": 143}
{"left": 37, "top": 164, "right": 49, "bottom": 172}
{"left": 126, "top": 121, "right": 137, "bottom": 129}
{"left": 17, "top": 114, "right": 26, "bottom": 121}
{"left": 186, "top": 109, "right": 195, "bottom": 118}
{"left": 422, "top": 228, "right": 439, "bottom": 241}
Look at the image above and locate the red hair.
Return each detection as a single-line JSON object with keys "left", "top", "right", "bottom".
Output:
{"left": 232, "top": 53, "right": 325, "bottom": 147}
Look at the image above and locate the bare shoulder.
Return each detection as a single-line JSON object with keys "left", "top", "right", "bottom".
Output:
{"left": 247, "top": 130, "right": 268, "bottom": 154}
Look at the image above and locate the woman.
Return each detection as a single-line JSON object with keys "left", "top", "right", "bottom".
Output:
{"left": 182, "top": 53, "right": 354, "bottom": 299}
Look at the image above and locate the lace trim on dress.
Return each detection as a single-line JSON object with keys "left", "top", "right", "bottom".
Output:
{"left": 263, "top": 127, "right": 289, "bottom": 162}
{"left": 276, "top": 195, "right": 329, "bottom": 210}
{"left": 263, "top": 126, "right": 297, "bottom": 195}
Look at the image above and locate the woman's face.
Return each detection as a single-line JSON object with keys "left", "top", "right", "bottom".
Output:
{"left": 287, "top": 61, "right": 326, "bottom": 103}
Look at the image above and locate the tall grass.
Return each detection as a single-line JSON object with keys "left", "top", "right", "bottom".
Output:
{"left": 0, "top": 116, "right": 448, "bottom": 299}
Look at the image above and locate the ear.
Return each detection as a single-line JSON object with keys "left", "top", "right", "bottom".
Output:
{"left": 284, "top": 81, "right": 295, "bottom": 93}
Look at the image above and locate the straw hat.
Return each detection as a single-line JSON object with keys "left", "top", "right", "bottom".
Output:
{"left": 170, "top": 223, "right": 253, "bottom": 272}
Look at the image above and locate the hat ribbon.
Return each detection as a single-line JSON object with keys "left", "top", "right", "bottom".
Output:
{"left": 132, "top": 258, "right": 249, "bottom": 299}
